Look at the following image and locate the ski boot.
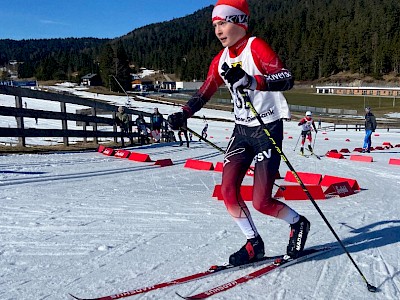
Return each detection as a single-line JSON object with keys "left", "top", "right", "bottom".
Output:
{"left": 229, "top": 235, "right": 265, "bottom": 266}
{"left": 308, "top": 145, "right": 313, "bottom": 152}
{"left": 287, "top": 215, "right": 310, "bottom": 259}
{"left": 300, "top": 147, "right": 304, "bottom": 155}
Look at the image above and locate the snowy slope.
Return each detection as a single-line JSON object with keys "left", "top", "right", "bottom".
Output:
{"left": 1, "top": 87, "right": 400, "bottom": 300}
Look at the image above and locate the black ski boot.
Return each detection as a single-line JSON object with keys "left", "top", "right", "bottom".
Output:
{"left": 300, "top": 147, "right": 304, "bottom": 155}
{"left": 229, "top": 235, "right": 265, "bottom": 266}
{"left": 308, "top": 145, "right": 313, "bottom": 152}
{"left": 287, "top": 215, "right": 310, "bottom": 259}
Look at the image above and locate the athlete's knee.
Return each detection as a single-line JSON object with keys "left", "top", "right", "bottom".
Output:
{"left": 252, "top": 196, "right": 273, "bottom": 213}
{"left": 221, "top": 183, "right": 239, "bottom": 204}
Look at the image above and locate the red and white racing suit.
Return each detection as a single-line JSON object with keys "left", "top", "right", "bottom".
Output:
{"left": 182, "top": 35, "right": 300, "bottom": 239}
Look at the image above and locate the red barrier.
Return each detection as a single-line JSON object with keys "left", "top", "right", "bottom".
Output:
{"left": 340, "top": 148, "right": 350, "bottom": 153}
{"left": 128, "top": 152, "right": 152, "bottom": 162}
{"left": 102, "top": 148, "right": 115, "bottom": 156}
{"left": 212, "top": 185, "right": 222, "bottom": 199}
{"left": 154, "top": 159, "right": 173, "bottom": 167}
{"left": 97, "top": 145, "right": 106, "bottom": 153}
{"left": 284, "top": 171, "right": 322, "bottom": 185}
{"left": 350, "top": 155, "right": 373, "bottom": 162}
{"left": 214, "top": 162, "right": 224, "bottom": 172}
{"left": 184, "top": 159, "right": 214, "bottom": 170}
{"left": 374, "top": 146, "right": 384, "bottom": 150}
{"left": 320, "top": 175, "right": 360, "bottom": 191}
{"left": 324, "top": 181, "right": 354, "bottom": 197}
{"left": 274, "top": 185, "right": 326, "bottom": 200}
{"left": 353, "top": 147, "right": 363, "bottom": 152}
{"left": 212, "top": 185, "right": 252, "bottom": 201}
{"left": 326, "top": 151, "right": 345, "bottom": 159}
{"left": 382, "top": 142, "right": 393, "bottom": 147}
{"left": 389, "top": 158, "right": 400, "bottom": 166}
{"left": 329, "top": 149, "right": 338, "bottom": 153}
{"left": 395, "top": 144, "right": 400, "bottom": 148}
{"left": 114, "top": 150, "right": 130, "bottom": 159}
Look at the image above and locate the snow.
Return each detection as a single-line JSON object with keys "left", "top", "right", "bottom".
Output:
{"left": 1, "top": 87, "right": 400, "bottom": 300}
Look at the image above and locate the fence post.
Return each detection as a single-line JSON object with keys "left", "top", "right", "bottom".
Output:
{"left": 60, "top": 102, "right": 69, "bottom": 146}
{"left": 15, "top": 95, "right": 26, "bottom": 147}
{"left": 91, "top": 106, "right": 98, "bottom": 144}
{"left": 112, "top": 111, "right": 118, "bottom": 144}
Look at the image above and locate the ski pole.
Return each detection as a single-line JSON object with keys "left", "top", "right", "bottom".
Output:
{"left": 238, "top": 88, "right": 377, "bottom": 293}
{"left": 182, "top": 125, "right": 285, "bottom": 191}
{"left": 313, "top": 131, "right": 318, "bottom": 149}
{"left": 293, "top": 133, "right": 301, "bottom": 151}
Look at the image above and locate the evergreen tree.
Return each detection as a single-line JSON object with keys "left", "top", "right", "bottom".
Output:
{"left": 114, "top": 40, "right": 131, "bottom": 92}
{"left": 99, "top": 43, "right": 115, "bottom": 89}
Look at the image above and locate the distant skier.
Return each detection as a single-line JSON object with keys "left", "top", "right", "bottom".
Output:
{"left": 200, "top": 123, "right": 208, "bottom": 141}
{"left": 362, "top": 107, "right": 377, "bottom": 153}
{"left": 298, "top": 111, "right": 318, "bottom": 155}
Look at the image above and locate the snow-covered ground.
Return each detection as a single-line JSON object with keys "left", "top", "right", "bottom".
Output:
{"left": 1, "top": 86, "right": 400, "bottom": 300}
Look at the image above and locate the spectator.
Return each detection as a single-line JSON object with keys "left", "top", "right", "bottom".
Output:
{"left": 136, "top": 114, "right": 149, "bottom": 145}
{"left": 115, "top": 106, "right": 133, "bottom": 147}
{"left": 151, "top": 107, "right": 164, "bottom": 143}
{"left": 178, "top": 119, "right": 189, "bottom": 147}
{"left": 362, "top": 107, "right": 377, "bottom": 153}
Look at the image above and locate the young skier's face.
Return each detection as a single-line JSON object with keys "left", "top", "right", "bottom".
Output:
{"left": 213, "top": 20, "right": 246, "bottom": 47}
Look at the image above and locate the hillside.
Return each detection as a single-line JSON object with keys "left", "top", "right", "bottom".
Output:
{"left": 1, "top": 0, "right": 400, "bottom": 83}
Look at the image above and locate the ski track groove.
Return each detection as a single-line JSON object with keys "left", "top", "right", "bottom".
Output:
{"left": 0, "top": 151, "right": 221, "bottom": 187}
{"left": 311, "top": 259, "right": 331, "bottom": 299}
{"left": 331, "top": 258, "right": 353, "bottom": 300}
{"left": 376, "top": 248, "right": 400, "bottom": 298}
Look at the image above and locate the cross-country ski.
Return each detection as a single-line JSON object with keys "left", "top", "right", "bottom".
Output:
{"left": 176, "top": 247, "right": 334, "bottom": 299}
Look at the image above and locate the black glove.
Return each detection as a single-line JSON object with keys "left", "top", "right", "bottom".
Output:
{"left": 168, "top": 111, "right": 187, "bottom": 130}
{"left": 221, "top": 64, "right": 255, "bottom": 91}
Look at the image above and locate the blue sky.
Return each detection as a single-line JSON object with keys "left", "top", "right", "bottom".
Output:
{"left": 0, "top": 0, "right": 215, "bottom": 40}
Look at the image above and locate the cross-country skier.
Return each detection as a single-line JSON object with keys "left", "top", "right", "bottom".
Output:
{"left": 168, "top": 0, "right": 310, "bottom": 266}
{"left": 298, "top": 111, "right": 318, "bottom": 155}
{"left": 200, "top": 123, "right": 208, "bottom": 141}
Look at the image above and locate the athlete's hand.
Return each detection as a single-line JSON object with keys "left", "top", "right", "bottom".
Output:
{"left": 168, "top": 111, "right": 188, "bottom": 130}
{"left": 222, "top": 65, "right": 256, "bottom": 92}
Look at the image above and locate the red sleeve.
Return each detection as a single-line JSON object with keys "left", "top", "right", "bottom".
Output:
{"left": 197, "top": 51, "right": 225, "bottom": 100}
{"left": 250, "top": 37, "right": 293, "bottom": 91}
{"left": 251, "top": 37, "right": 284, "bottom": 74}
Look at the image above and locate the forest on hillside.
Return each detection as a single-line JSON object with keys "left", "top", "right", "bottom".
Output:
{"left": 1, "top": 0, "right": 400, "bottom": 86}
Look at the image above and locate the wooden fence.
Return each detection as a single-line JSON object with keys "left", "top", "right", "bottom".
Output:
{"left": 0, "top": 85, "right": 163, "bottom": 147}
